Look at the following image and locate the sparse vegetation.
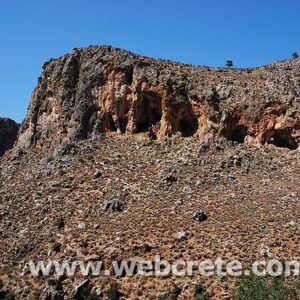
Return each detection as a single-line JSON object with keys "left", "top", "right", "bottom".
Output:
{"left": 0, "top": 280, "right": 15, "bottom": 300}
{"left": 194, "top": 283, "right": 210, "bottom": 300}
{"left": 51, "top": 242, "right": 61, "bottom": 252}
{"left": 74, "top": 282, "right": 99, "bottom": 300}
{"left": 54, "top": 217, "right": 65, "bottom": 230}
{"left": 233, "top": 272, "right": 300, "bottom": 300}
{"left": 107, "top": 282, "right": 121, "bottom": 300}
{"left": 0, "top": 291, "right": 16, "bottom": 300}
{"left": 170, "top": 285, "right": 182, "bottom": 300}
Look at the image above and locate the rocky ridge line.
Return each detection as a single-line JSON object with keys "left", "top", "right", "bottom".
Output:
{"left": 15, "top": 45, "right": 300, "bottom": 151}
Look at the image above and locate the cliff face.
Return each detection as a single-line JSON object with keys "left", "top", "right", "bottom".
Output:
{"left": 17, "top": 46, "right": 300, "bottom": 150}
{"left": 0, "top": 118, "right": 19, "bottom": 156}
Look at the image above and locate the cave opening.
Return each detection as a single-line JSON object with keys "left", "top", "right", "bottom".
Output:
{"left": 135, "top": 93, "right": 162, "bottom": 133}
{"left": 174, "top": 103, "right": 199, "bottom": 137}
{"left": 179, "top": 118, "right": 198, "bottom": 137}
{"left": 124, "top": 67, "right": 134, "bottom": 85}
{"left": 268, "top": 129, "right": 298, "bottom": 150}
{"left": 119, "top": 117, "right": 128, "bottom": 134}
{"left": 115, "top": 99, "right": 129, "bottom": 134}
{"left": 230, "top": 125, "right": 247, "bottom": 143}
{"left": 99, "top": 111, "right": 117, "bottom": 133}
{"left": 108, "top": 113, "right": 117, "bottom": 132}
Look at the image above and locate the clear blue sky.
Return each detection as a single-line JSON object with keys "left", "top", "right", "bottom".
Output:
{"left": 1, "top": 0, "right": 299, "bottom": 123}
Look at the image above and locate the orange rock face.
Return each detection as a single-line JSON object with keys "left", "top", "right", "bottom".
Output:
{"left": 16, "top": 46, "right": 300, "bottom": 150}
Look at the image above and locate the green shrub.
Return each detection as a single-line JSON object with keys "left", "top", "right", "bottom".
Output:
{"left": 233, "top": 272, "right": 299, "bottom": 300}
{"left": 170, "top": 285, "right": 181, "bottom": 300}
{"left": 51, "top": 242, "right": 61, "bottom": 252}
{"left": 0, "top": 281, "right": 15, "bottom": 299}
{"left": 107, "top": 283, "right": 120, "bottom": 300}
{"left": 194, "top": 283, "right": 210, "bottom": 300}
{"left": 74, "top": 284, "right": 99, "bottom": 300}
{"left": 0, "top": 291, "right": 16, "bottom": 300}
{"left": 54, "top": 217, "right": 65, "bottom": 230}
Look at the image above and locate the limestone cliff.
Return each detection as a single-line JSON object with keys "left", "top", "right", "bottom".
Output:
{"left": 17, "top": 46, "right": 300, "bottom": 150}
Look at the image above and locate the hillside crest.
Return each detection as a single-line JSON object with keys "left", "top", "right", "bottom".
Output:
{"left": 13, "top": 46, "right": 300, "bottom": 151}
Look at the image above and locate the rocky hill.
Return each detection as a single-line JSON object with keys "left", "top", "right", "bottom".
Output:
{"left": 0, "top": 46, "right": 300, "bottom": 299}
{"left": 17, "top": 45, "right": 300, "bottom": 150}
{"left": 0, "top": 118, "right": 19, "bottom": 156}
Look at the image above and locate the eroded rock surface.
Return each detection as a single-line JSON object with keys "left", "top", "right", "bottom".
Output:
{"left": 17, "top": 46, "right": 300, "bottom": 151}
{"left": 1, "top": 47, "right": 300, "bottom": 299}
{"left": 0, "top": 118, "right": 19, "bottom": 156}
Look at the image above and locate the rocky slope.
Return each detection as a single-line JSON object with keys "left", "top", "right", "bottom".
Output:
{"left": 0, "top": 118, "right": 19, "bottom": 156}
{"left": 1, "top": 137, "right": 300, "bottom": 299}
{"left": 0, "top": 47, "right": 300, "bottom": 299}
{"left": 17, "top": 45, "right": 300, "bottom": 151}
